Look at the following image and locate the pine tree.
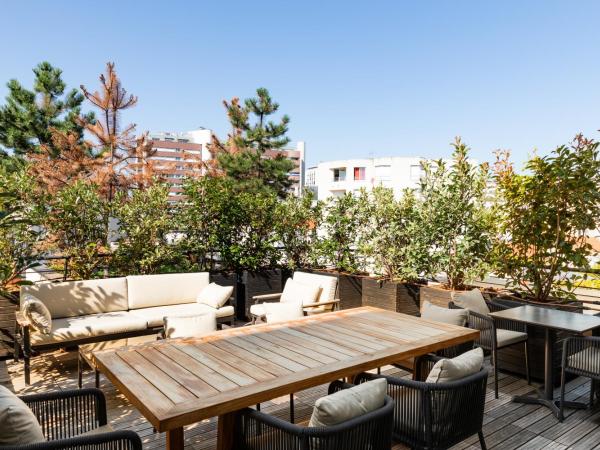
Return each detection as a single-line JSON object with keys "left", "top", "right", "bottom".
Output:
{"left": 0, "top": 62, "right": 92, "bottom": 156}
{"left": 211, "top": 88, "right": 295, "bottom": 197}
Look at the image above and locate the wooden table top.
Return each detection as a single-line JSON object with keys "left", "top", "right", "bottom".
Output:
{"left": 91, "top": 306, "right": 478, "bottom": 432}
{"left": 490, "top": 305, "right": 600, "bottom": 333}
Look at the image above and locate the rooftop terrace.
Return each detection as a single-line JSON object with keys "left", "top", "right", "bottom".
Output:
{"left": 2, "top": 348, "right": 600, "bottom": 450}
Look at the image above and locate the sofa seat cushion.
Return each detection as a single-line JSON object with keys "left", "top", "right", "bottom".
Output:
{"left": 30, "top": 312, "right": 147, "bottom": 345}
{"left": 249, "top": 303, "right": 266, "bottom": 318}
{"left": 130, "top": 303, "right": 234, "bottom": 328}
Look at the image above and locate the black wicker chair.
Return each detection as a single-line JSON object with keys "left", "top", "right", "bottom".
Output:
{"left": 559, "top": 336, "right": 600, "bottom": 421}
{"left": 449, "top": 300, "right": 530, "bottom": 398}
{"left": 2, "top": 388, "right": 141, "bottom": 450}
{"left": 234, "top": 380, "right": 394, "bottom": 450}
{"left": 355, "top": 355, "right": 488, "bottom": 450}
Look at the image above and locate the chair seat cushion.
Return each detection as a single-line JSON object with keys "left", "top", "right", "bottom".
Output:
{"left": 250, "top": 303, "right": 266, "bottom": 318}
{"left": 308, "top": 378, "right": 387, "bottom": 427}
{"left": 0, "top": 385, "right": 45, "bottom": 445}
{"left": 304, "top": 305, "right": 328, "bottom": 315}
{"left": 426, "top": 347, "right": 484, "bottom": 383}
{"left": 130, "top": 303, "right": 233, "bottom": 328}
{"left": 496, "top": 329, "right": 528, "bottom": 348}
{"left": 568, "top": 347, "right": 600, "bottom": 373}
{"left": 30, "top": 311, "right": 148, "bottom": 345}
{"left": 164, "top": 312, "right": 217, "bottom": 338}
{"left": 421, "top": 301, "right": 468, "bottom": 327}
{"left": 264, "top": 302, "right": 304, "bottom": 324}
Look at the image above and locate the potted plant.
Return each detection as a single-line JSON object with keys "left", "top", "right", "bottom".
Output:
{"left": 360, "top": 187, "right": 426, "bottom": 315}
{"left": 0, "top": 162, "right": 43, "bottom": 359}
{"left": 490, "top": 136, "right": 600, "bottom": 381}
{"left": 311, "top": 191, "right": 370, "bottom": 309}
{"left": 416, "top": 137, "right": 494, "bottom": 308}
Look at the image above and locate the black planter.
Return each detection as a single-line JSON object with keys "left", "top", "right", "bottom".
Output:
{"left": 241, "top": 269, "right": 283, "bottom": 321}
{"left": 0, "top": 294, "right": 18, "bottom": 361}
{"left": 362, "top": 278, "right": 421, "bottom": 316}
{"left": 491, "top": 295, "right": 583, "bottom": 385}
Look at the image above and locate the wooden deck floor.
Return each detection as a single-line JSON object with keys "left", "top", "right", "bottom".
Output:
{"left": 2, "top": 351, "right": 600, "bottom": 450}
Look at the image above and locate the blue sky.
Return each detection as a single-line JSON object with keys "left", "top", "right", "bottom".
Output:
{"left": 1, "top": 1, "right": 599, "bottom": 168}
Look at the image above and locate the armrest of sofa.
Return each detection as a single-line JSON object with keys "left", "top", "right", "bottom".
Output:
{"left": 16, "top": 311, "right": 31, "bottom": 328}
{"left": 252, "top": 293, "right": 282, "bottom": 303}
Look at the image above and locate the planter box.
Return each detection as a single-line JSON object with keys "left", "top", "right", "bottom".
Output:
{"left": 306, "top": 270, "right": 363, "bottom": 310}
{"left": 419, "top": 284, "right": 454, "bottom": 311}
{"left": 362, "top": 278, "right": 420, "bottom": 316}
{"left": 0, "top": 294, "right": 18, "bottom": 360}
{"left": 491, "top": 295, "right": 583, "bottom": 385}
{"left": 242, "top": 269, "right": 283, "bottom": 321}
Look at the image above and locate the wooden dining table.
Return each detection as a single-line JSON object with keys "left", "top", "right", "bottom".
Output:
{"left": 91, "top": 306, "right": 479, "bottom": 450}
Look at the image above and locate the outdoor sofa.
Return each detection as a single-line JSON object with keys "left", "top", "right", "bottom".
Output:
{"left": 15, "top": 272, "right": 235, "bottom": 384}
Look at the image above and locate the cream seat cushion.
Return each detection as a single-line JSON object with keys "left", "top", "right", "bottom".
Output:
{"left": 496, "top": 329, "right": 528, "bottom": 348}
{"left": 22, "top": 294, "right": 52, "bottom": 334}
{"left": 293, "top": 272, "right": 337, "bottom": 303}
{"left": 30, "top": 312, "right": 148, "bottom": 345}
{"left": 452, "top": 289, "right": 491, "bottom": 316}
{"left": 21, "top": 277, "right": 128, "bottom": 318}
{"left": 308, "top": 378, "right": 387, "bottom": 427}
{"left": 426, "top": 347, "right": 484, "bottom": 383}
{"left": 264, "top": 302, "right": 304, "bottom": 324}
{"left": 130, "top": 303, "right": 234, "bottom": 328}
{"left": 196, "top": 283, "right": 233, "bottom": 309}
{"left": 0, "top": 385, "right": 45, "bottom": 444}
{"left": 249, "top": 303, "right": 267, "bottom": 318}
{"left": 421, "top": 301, "right": 468, "bottom": 327}
{"left": 280, "top": 279, "right": 321, "bottom": 306}
{"left": 164, "top": 312, "right": 217, "bottom": 339}
{"left": 127, "top": 272, "right": 210, "bottom": 310}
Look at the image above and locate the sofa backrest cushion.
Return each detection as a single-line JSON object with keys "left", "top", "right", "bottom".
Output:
{"left": 293, "top": 272, "right": 338, "bottom": 303}
{"left": 127, "top": 272, "right": 210, "bottom": 310}
{"left": 21, "top": 277, "right": 128, "bottom": 319}
{"left": 281, "top": 279, "right": 322, "bottom": 306}
{"left": 0, "top": 385, "right": 45, "bottom": 445}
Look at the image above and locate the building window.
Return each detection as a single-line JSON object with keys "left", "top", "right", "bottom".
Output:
{"left": 375, "top": 165, "right": 391, "bottom": 181}
{"left": 410, "top": 164, "right": 423, "bottom": 181}
{"left": 354, "top": 167, "right": 366, "bottom": 181}
{"left": 332, "top": 168, "right": 346, "bottom": 182}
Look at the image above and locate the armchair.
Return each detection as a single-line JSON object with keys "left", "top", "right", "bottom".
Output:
{"left": 355, "top": 355, "right": 488, "bottom": 450}
{"left": 235, "top": 381, "right": 394, "bottom": 450}
{"left": 559, "top": 336, "right": 600, "bottom": 421}
{"left": 3, "top": 388, "right": 141, "bottom": 450}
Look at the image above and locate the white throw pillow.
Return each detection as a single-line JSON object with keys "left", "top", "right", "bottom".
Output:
{"left": 308, "top": 378, "right": 387, "bottom": 428}
{"left": 421, "top": 301, "right": 468, "bottom": 327}
{"left": 452, "top": 289, "right": 491, "bottom": 316}
{"left": 163, "top": 312, "right": 217, "bottom": 339}
{"left": 264, "top": 302, "right": 304, "bottom": 324}
{"left": 0, "top": 385, "right": 45, "bottom": 445}
{"left": 280, "top": 279, "right": 321, "bottom": 306}
{"left": 22, "top": 294, "right": 52, "bottom": 334}
{"left": 196, "top": 283, "right": 233, "bottom": 309}
{"left": 426, "top": 347, "right": 484, "bottom": 383}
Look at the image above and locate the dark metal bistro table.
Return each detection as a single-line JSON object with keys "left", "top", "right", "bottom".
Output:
{"left": 490, "top": 305, "right": 600, "bottom": 418}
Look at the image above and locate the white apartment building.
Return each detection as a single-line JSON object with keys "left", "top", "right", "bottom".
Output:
{"left": 305, "top": 157, "right": 425, "bottom": 201}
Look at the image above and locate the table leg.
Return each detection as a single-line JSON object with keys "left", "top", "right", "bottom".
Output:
{"left": 166, "top": 428, "right": 184, "bottom": 450}
{"left": 514, "top": 328, "right": 587, "bottom": 417}
{"left": 217, "top": 412, "right": 237, "bottom": 450}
